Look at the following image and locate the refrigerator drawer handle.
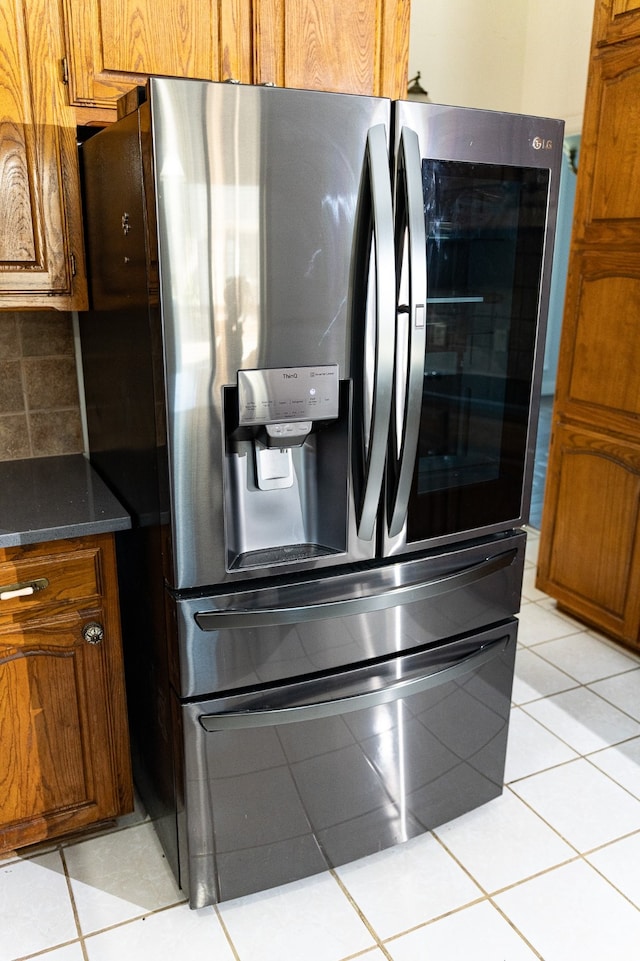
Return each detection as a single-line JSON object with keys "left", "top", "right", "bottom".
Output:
{"left": 198, "top": 635, "right": 509, "bottom": 731}
{"left": 195, "top": 547, "right": 517, "bottom": 629}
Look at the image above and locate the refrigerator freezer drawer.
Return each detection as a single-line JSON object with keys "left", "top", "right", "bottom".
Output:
{"left": 178, "top": 621, "right": 517, "bottom": 906}
{"left": 174, "top": 530, "right": 526, "bottom": 698}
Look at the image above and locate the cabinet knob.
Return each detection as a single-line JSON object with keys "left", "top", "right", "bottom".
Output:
{"left": 82, "top": 621, "right": 104, "bottom": 644}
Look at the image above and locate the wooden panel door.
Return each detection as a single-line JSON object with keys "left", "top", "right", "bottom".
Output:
{"left": 0, "top": 0, "right": 86, "bottom": 309}
{"left": 0, "top": 612, "right": 121, "bottom": 850}
{"left": 537, "top": 424, "right": 640, "bottom": 646}
{"left": 553, "top": 251, "right": 640, "bottom": 437}
{"left": 573, "top": 40, "right": 640, "bottom": 246}
{"left": 593, "top": 0, "right": 640, "bottom": 46}
{"left": 254, "top": 0, "right": 410, "bottom": 98}
{"left": 0, "top": 533, "right": 132, "bottom": 852}
{"left": 61, "top": 0, "right": 252, "bottom": 114}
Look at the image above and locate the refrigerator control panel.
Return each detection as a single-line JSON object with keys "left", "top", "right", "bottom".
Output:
{"left": 237, "top": 365, "right": 340, "bottom": 426}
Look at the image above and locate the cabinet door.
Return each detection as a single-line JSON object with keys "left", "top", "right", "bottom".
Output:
{"left": 554, "top": 250, "right": 640, "bottom": 437}
{"left": 593, "top": 0, "right": 640, "bottom": 46}
{"left": 574, "top": 38, "right": 640, "bottom": 246}
{"left": 0, "top": 533, "right": 132, "bottom": 852}
{"left": 0, "top": 610, "right": 127, "bottom": 850}
{"left": 0, "top": 0, "right": 86, "bottom": 309}
{"left": 254, "top": 0, "right": 410, "bottom": 98}
{"left": 537, "top": 423, "right": 640, "bottom": 648}
{"left": 61, "top": 0, "right": 252, "bottom": 112}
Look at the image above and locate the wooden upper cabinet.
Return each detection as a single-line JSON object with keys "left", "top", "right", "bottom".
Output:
{"left": 0, "top": 0, "right": 87, "bottom": 309}
{"left": 573, "top": 39, "right": 640, "bottom": 245}
{"left": 254, "top": 0, "right": 410, "bottom": 99}
{"left": 61, "top": 0, "right": 253, "bottom": 115}
{"left": 61, "top": 0, "right": 410, "bottom": 117}
{"left": 593, "top": 0, "right": 640, "bottom": 46}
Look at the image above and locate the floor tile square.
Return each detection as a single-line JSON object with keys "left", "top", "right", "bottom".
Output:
{"left": 85, "top": 903, "right": 232, "bottom": 961}
{"left": 386, "top": 900, "right": 540, "bottom": 960}
{"left": 504, "top": 707, "right": 578, "bottom": 783}
{"left": 588, "top": 737, "right": 640, "bottom": 798}
{"left": 494, "top": 859, "right": 640, "bottom": 961}
{"left": 590, "top": 669, "right": 640, "bottom": 721}
{"left": 512, "top": 647, "right": 577, "bottom": 704}
{"left": 522, "top": 686, "right": 640, "bottom": 754}
{"left": 218, "top": 871, "right": 375, "bottom": 961}
{"left": 335, "top": 832, "right": 481, "bottom": 940}
{"left": 510, "top": 758, "right": 640, "bottom": 851}
{"left": 587, "top": 832, "right": 640, "bottom": 908}
{"left": 35, "top": 945, "right": 85, "bottom": 961}
{"left": 433, "top": 789, "right": 573, "bottom": 892}
{"left": 521, "top": 566, "right": 549, "bottom": 602}
{"left": 64, "top": 822, "right": 184, "bottom": 933}
{"left": 535, "top": 633, "right": 639, "bottom": 685}
{"left": 0, "top": 851, "right": 77, "bottom": 961}
{"left": 516, "top": 604, "right": 582, "bottom": 647}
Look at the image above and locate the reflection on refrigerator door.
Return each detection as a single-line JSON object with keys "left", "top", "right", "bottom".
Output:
{"left": 180, "top": 622, "right": 517, "bottom": 905}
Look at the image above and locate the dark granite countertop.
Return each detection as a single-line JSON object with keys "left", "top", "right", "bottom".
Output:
{"left": 0, "top": 455, "right": 131, "bottom": 548}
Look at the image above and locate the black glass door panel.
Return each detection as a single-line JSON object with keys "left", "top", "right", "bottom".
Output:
{"left": 407, "top": 159, "right": 550, "bottom": 542}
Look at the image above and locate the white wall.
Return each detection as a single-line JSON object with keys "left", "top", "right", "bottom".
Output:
{"left": 409, "top": 0, "right": 594, "bottom": 133}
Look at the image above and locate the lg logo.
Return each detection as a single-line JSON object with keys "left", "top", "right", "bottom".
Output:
{"left": 532, "top": 136, "right": 554, "bottom": 150}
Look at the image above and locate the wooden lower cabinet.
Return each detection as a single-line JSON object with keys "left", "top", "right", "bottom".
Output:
{"left": 537, "top": 423, "right": 640, "bottom": 649}
{"left": 0, "top": 533, "right": 132, "bottom": 852}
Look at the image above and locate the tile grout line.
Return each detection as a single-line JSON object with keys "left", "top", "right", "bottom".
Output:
{"left": 329, "top": 867, "right": 395, "bottom": 961}
{"left": 213, "top": 903, "right": 243, "bottom": 961}
{"left": 59, "top": 846, "right": 90, "bottom": 960}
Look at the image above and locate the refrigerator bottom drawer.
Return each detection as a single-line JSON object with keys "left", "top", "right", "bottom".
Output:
{"left": 177, "top": 621, "right": 517, "bottom": 907}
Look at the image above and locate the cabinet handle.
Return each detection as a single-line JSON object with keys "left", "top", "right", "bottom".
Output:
{"left": 0, "top": 577, "right": 49, "bottom": 601}
{"left": 82, "top": 621, "right": 104, "bottom": 645}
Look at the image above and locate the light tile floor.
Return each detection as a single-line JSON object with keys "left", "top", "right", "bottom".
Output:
{"left": 4, "top": 528, "right": 640, "bottom": 961}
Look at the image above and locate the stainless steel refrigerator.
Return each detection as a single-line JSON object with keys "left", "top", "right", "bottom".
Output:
{"left": 79, "top": 77, "right": 563, "bottom": 907}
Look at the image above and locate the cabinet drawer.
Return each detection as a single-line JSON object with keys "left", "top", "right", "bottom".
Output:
{"left": 0, "top": 548, "right": 101, "bottom": 623}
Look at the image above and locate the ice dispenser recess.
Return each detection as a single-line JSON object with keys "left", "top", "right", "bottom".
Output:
{"left": 224, "top": 366, "right": 350, "bottom": 571}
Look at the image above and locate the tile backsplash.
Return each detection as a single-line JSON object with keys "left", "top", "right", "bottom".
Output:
{"left": 0, "top": 312, "right": 83, "bottom": 461}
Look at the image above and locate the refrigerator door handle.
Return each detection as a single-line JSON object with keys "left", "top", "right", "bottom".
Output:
{"left": 389, "top": 126, "right": 428, "bottom": 537}
{"left": 198, "top": 633, "right": 510, "bottom": 730}
{"left": 194, "top": 546, "right": 517, "bottom": 629}
{"left": 356, "top": 124, "right": 396, "bottom": 541}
